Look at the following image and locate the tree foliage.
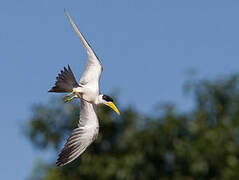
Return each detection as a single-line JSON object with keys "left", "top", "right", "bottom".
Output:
{"left": 24, "top": 75, "right": 239, "bottom": 180}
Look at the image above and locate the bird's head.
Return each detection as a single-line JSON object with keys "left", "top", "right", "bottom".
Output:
{"left": 98, "top": 94, "right": 120, "bottom": 115}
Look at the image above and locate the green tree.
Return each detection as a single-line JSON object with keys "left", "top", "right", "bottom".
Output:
{"left": 24, "top": 74, "right": 239, "bottom": 180}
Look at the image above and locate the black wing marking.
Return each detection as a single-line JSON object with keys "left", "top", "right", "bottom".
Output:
{"left": 48, "top": 65, "right": 80, "bottom": 93}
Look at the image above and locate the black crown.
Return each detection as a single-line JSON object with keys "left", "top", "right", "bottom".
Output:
{"left": 102, "top": 95, "right": 114, "bottom": 102}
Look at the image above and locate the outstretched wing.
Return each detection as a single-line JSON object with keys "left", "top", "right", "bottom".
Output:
{"left": 64, "top": 9, "right": 103, "bottom": 86}
{"left": 56, "top": 100, "right": 99, "bottom": 166}
{"left": 48, "top": 65, "right": 80, "bottom": 93}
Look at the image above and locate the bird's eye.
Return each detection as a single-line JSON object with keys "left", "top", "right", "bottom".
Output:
{"left": 102, "top": 95, "right": 114, "bottom": 102}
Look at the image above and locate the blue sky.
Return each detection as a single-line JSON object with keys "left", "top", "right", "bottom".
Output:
{"left": 1, "top": 0, "right": 239, "bottom": 179}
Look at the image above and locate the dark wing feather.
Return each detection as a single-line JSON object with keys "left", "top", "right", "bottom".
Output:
{"left": 56, "top": 100, "right": 99, "bottom": 166}
{"left": 56, "top": 128, "right": 89, "bottom": 166}
{"left": 48, "top": 65, "right": 80, "bottom": 93}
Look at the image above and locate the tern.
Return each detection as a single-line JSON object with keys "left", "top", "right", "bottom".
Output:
{"left": 48, "top": 9, "right": 120, "bottom": 166}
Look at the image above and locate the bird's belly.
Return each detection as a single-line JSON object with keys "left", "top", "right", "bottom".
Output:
{"left": 81, "top": 88, "right": 99, "bottom": 103}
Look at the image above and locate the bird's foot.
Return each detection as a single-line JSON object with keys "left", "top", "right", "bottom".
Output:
{"left": 63, "top": 91, "right": 75, "bottom": 99}
{"left": 64, "top": 95, "right": 77, "bottom": 103}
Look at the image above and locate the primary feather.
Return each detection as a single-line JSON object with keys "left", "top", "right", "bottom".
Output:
{"left": 48, "top": 65, "right": 79, "bottom": 93}
{"left": 56, "top": 100, "right": 99, "bottom": 166}
{"left": 64, "top": 9, "right": 103, "bottom": 86}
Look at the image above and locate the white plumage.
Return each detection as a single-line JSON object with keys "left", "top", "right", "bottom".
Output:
{"left": 49, "top": 9, "right": 120, "bottom": 166}
{"left": 56, "top": 100, "right": 99, "bottom": 166}
{"left": 65, "top": 9, "right": 103, "bottom": 104}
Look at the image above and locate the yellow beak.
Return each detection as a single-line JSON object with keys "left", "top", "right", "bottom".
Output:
{"left": 107, "top": 102, "right": 120, "bottom": 115}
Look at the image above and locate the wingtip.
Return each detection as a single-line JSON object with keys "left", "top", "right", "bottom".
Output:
{"left": 56, "top": 161, "right": 63, "bottom": 167}
{"left": 67, "top": 64, "right": 71, "bottom": 70}
{"left": 64, "top": 8, "right": 69, "bottom": 17}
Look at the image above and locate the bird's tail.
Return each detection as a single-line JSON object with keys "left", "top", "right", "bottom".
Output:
{"left": 48, "top": 65, "right": 80, "bottom": 93}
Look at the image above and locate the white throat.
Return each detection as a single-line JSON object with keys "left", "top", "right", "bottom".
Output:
{"left": 94, "top": 94, "right": 104, "bottom": 105}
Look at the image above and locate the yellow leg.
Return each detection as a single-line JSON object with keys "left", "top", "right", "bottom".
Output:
{"left": 64, "top": 95, "right": 77, "bottom": 103}
{"left": 64, "top": 91, "right": 75, "bottom": 99}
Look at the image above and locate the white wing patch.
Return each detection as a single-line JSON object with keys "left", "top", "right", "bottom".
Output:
{"left": 64, "top": 9, "right": 103, "bottom": 86}
{"left": 56, "top": 100, "right": 99, "bottom": 166}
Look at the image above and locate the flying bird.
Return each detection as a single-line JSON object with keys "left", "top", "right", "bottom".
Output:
{"left": 48, "top": 9, "right": 120, "bottom": 166}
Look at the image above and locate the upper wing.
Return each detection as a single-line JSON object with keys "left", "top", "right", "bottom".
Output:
{"left": 56, "top": 100, "right": 99, "bottom": 166}
{"left": 64, "top": 9, "right": 103, "bottom": 85}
